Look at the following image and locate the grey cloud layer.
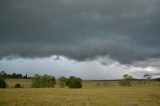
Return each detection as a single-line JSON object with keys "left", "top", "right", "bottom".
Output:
{"left": 0, "top": 0, "right": 160, "bottom": 64}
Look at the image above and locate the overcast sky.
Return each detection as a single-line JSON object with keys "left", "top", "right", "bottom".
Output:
{"left": 0, "top": 0, "right": 160, "bottom": 79}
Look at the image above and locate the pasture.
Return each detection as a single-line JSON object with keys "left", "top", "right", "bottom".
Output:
{"left": 0, "top": 79, "right": 160, "bottom": 106}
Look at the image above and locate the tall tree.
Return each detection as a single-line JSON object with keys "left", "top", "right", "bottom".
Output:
{"left": 0, "top": 78, "right": 6, "bottom": 88}
{"left": 120, "top": 74, "right": 133, "bottom": 86}
{"left": 0, "top": 71, "right": 7, "bottom": 79}
{"left": 144, "top": 74, "right": 152, "bottom": 84}
{"left": 144, "top": 74, "right": 152, "bottom": 80}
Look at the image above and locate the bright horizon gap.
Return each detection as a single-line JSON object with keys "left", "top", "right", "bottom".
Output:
{"left": 0, "top": 55, "right": 159, "bottom": 80}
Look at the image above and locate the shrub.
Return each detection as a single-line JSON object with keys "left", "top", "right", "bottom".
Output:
{"left": 0, "top": 78, "right": 6, "bottom": 88}
{"left": 66, "top": 78, "right": 69, "bottom": 86}
{"left": 67, "top": 76, "right": 82, "bottom": 88}
{"left": 119, "top": 79, "right": 131, "bottom": 86}
{"left": 14, "top": 83, "right": 21, "bottom": 88}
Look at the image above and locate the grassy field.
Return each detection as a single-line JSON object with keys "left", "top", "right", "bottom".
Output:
{"left": 0, "top": 79, "right": 160, "bottom": 106}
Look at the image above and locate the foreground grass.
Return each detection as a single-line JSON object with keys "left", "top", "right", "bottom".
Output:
{"left": 1, "top": 79, "right": 160, "bottom": 106}
{"left": 0, "top": 86, "right": 160, "bottom": 106}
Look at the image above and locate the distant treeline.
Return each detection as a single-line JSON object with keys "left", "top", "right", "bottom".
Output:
{"left": 0, "top": 71, "right": 82, "bottom": 88}
{"left": 1, "top": 70, "right": 160, "bottom": 81}
{"left": 0, "top": 71, "right": 28, "bottom": 79}
{"left": 153, "top": 78, "right": 160, "bottom": 81}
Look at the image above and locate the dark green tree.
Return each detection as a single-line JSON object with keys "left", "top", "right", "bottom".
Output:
{"left": 0, "top": 71, "right": 7, "bottom": 79}
{"left": 67, "top": 76, "right": 82, "bottom": 88}
{"left": 0, "top": 78, "right": 6, "bottom": 88}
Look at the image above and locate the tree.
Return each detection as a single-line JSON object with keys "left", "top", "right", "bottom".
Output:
{"left": 32, "top": 74, "right": 56, "bottom": 88}
{"left": 119, "top": 74, "right": 133, "bottom": 86}
{"left": 51, "top": 76, "right": 56, "bottom": 88}
{"left": 0, "top": 71, "right": 29, "bottom": 79}
{"left": 144, "top": 74, "right": 152, "bottom": 84}
{"left": 12, "top": 73, "right": 17, "bottom": 79}
{"left": 58, "top": 76, "right": 66, "bottom": 88}
{"left": 144, "top": 74, "right": 152, "bottom": 80}
{"left": 32, "top": 74, "right": 41, "bottom": 88}
{"left": 0, "top": 71, "right": 7, "bottom": 79}
{"left": 67, "top": 76, "right": 82, "bottom": 88}
{"left": 17, "top": 74, "right": 22, "bottom": 79}
{"left": 0, "top": 78, "right": 6, "bottom": 88}
{"left": 123, "top": 74, "right": 128, "bottom": 79}
{"left": 25, "top": 74, "right": 28, "bottom": 79}
{"left": 123, "top": 74, "right": 133, "bottom": 80}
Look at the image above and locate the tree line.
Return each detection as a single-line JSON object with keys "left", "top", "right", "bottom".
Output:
{"left": 0, "top": 70, "right": 157, "bottom": 88}
{"left": 0, "top": 71, "right": 82, "bottom": 88}
{"left": 0, "top": 71, "right": 28, "bottom": 79}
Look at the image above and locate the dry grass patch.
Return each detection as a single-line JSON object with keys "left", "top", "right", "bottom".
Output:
{"left": 0, "top": 86, "right": 160, "bottom": 106}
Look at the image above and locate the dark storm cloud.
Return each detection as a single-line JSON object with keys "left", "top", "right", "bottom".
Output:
{"left": 0, "top": 0, "right": 160, "bottom": 64}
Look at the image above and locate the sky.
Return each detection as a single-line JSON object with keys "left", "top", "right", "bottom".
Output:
{"left": 0, "top": 0, "right": 160, "bottom": 79}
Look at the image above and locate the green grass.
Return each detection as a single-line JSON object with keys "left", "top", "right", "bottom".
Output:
{"left": 0, "top": 79, "right": 160, "bottom": 106}
{"left": 5, "top": 79, "right": 32, "bottom": 88}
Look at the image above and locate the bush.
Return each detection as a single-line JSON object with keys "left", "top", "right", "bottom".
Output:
{"left": 0, "top": 78, "right": 6, "bottom": 88}
{"left": 32, "top": 74, "right": 56, "bottom": 88}
{"left": 66, "top": 78, "right": 69, "bottom": 86}
{"left": 119, "top": 79, "right": 131, "bottom": 86}
{"left": 67, "top": 76, "right": 82, "bottom": 88}
{"left": 14, "top": 83, "right": 21, "bottom": 88}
